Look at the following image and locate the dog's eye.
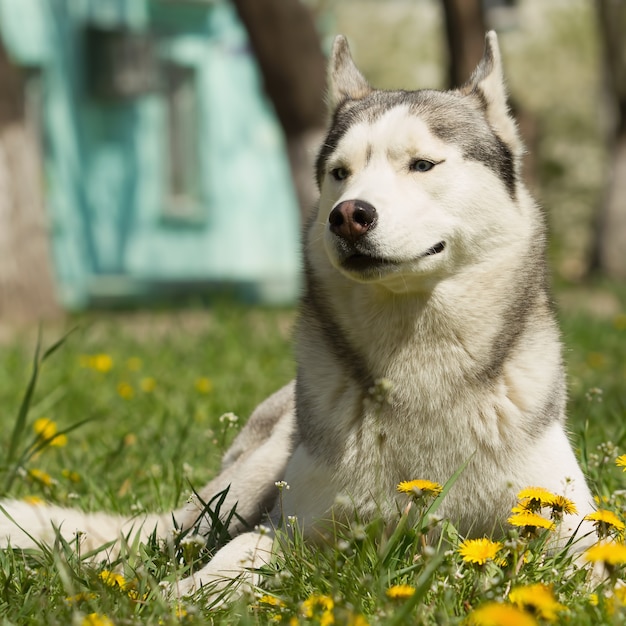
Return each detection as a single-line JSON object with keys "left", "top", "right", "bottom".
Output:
{"left": 330, "top": 167, "right": 349, "bottom": 181}
{"left": 410, "top": 159, "right": 435, "bottom": 173}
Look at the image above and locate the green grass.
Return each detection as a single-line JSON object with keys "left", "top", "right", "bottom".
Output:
{"left": 0, "top": 293, "right": 624, "bottom": 625}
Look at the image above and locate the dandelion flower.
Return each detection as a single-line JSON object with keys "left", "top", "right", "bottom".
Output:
{"left": 614, "top": 585, "right": 626, "bottom": 604}
{"left": 259, "top": 594, "right": 286, "bottom": 608}
{"left": 126, "top": 357, "right": 142, "bottom": 371}
{"left": 507, "top": 510, "right": 554, "bottom": 531}
{"left": 33, "top": 417, "right": 67, "bottom": 447}
{"left": 116, "top": 381, "right": 134, "bottom": 400}
{"left": 584, "top": 510, "right": 625, "bottom": 537}
{"left": 85, "top": 354, "right": 113, "bottom": 373}
{"left": 509, "top": 584, "right": 566, "bottom": 621}
{"left": 614, "top": 313, "right": 626, "bottom": 331}
{"left": 386, "top": 584, "right": 416, "bottom": 599}
{"left": 81, "top": 615, "right": 114, "bottom": 626}
{"left": 301, "top": 594, "right": 334, "bottom": 625}
{"left": 396, "top": 479, "right": 442, "bottom": 498}
{"left": 584, "top": 541, "right": 626, "bottom": 566}
{"left": 549, "top": 495, "right": 578, "bottom": 518}
{"left": 140, "top": 377, "right": 156, "bottom": 393}
{"left": 194, "top": 377, "right": 213, "bottom": 394}
{"left": 99, "top": 569, "right": 127, "bottom": 589}
{"left": 616, "top": 455, "right": 626, "bottom": 471}
{"left": 458, "top": 538, "right": 503, "bottom": 565}
{"left": 467, "top": 602, "right": 538, "bottom": 626}
{"left": 302, "top": 594, "right": 333, "bottom": 615}
{"left": 28, "top": 468, "right": 54, "bottom": 487}
{"left": 515, "top": 487, "right": 556, "bottom": 511}
{"left": 65, "top": 592, "right": 97, "bottom": 604}
{"left": 22, "top": 495, "right": 44, "bottom": 505}
{"left": 61, "top": 469, "right": 81, "bottom": 483}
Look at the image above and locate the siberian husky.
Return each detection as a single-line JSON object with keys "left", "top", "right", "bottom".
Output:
{"left": 0, "top": 32, "right": 595, "bottom": 597}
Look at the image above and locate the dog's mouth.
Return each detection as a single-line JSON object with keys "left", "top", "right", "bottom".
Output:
{"left": 341, "top": 241, "right": 447, "bottom": 273}
{"left": 341, "top": 254, "right": 397, "bottom": 272}
{"left": 422, "top": 241, "right": 446, "bottom": 256}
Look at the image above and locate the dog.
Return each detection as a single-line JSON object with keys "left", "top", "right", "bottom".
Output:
{"left": 0, "top": 31, "right": 596, "bottom": 598}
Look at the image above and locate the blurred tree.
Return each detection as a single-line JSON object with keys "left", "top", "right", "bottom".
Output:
{"left": 231, "top": 0, "right": 327, "bottom": 223}
{"left": 591, "top": 0, "right": 626, "bottom": 279}
{"left": 441, "top": 0, "right": 487, "bottom": 86}
{"left": 0, "top": 39, "right": 60, "bottom": 323}
{"left": 441, "top": 0, "right": 537, "bottom": 187}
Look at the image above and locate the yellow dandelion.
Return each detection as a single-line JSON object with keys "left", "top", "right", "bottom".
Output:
{"left": 509, "top": 584, "right": 566, "bottom": 621}
{"left": 584, "top": 510, "right": 625, "bottom": 537}
{"left": 259, "top": 594, "right": 286, "bottom": 608}
{"left": 467, "top": 602, "right": 538, "bottom": 626}
{"left": 587, "top": 352, "right": 606, "bottom": 369}
{"left": 194, "top": 377, "right": 213, "bottom": 394}
{"left": 549, "top": 495, "right": 577, "bottom": 517}
{"left": 61, "top": 469, "right": 81, "bottom": 483}
{"left": 346, "top": 615, "right": 369, "bottom": 626}
{"left": 116, "top": 382, "right": 134, "bottom": 400}
{"left": 99, "top": 569, "right": 127, "bottom": 589}
{"left": 126, "top": 357, "right": 142, "bottom": 371}
{"left": 90, "top": 354, "right": 114, "bottom": 373}
{"left": 458, "top": 538, "right": 503, "bottom": 565}
{"left": 386, "top": 584, "right": 416, "bottom": 599}
{"left": 507, "top": 510, "right": 555, "bottom": 531}
{"left": 584, "top": 541, "right": 626, "bottom": 566}
{"left": 33, "top": 417, "right": 56, "bottom": 440}
{"left": 33, "top": 417, "right": 67, "bottom": 447}
{"left": 28, "top": 468, "right": 54, "bottom": 487}
{"left": 396, "top": 479, "right": 443, "bottom": 498}
{"left": 81, "top": 614, "right": 114, "bottom": 626}
{"left": 616, "top": 455, "right": 626, "bottom": 471}
{"left": 140, "top": 377, "right": 156, "bottom": 393}
{"left": 301, "top": 594, "right": 334, "bottom": 624}
{"left": 65, "top": 592, "right": 97, "bottom": 604}
{"left": 22, "top": 495, "right": 44, "bottom": 505}
{"left": 515, "top": 487, "right": 556, "bottom": 511}
{"left": 124, "top": 433, "right": 137, "bottom": 446}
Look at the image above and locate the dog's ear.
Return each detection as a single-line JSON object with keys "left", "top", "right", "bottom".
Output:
{"left": 460, "top": 31, "right": 523, "bottom": 155}
{"left": 327, "top": 36, "right": 371, "bottom": 112}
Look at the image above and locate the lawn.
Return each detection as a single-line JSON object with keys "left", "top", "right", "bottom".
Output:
{"left": 0, "top": 290, "right": 624, "bottom": 625}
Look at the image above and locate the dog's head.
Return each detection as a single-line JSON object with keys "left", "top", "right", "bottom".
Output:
{"left": 310, "top": 32, "right": 532, "bottom": 294}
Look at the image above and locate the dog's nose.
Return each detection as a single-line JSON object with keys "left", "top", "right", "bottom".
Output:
{"left": 328, "top": 200, "right": 377, "bottom": 242}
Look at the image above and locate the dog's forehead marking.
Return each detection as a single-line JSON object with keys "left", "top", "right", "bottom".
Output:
{"left": 333, "top": 105, "right": 454, "bottom": 165}
{"left": 317, "top": 89, "right": 516, "bottom": 198}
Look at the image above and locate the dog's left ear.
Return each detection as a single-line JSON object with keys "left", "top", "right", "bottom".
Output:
{"left": 460, "top": 31, "right": 523, "bottom": 155}
{"left": 327, "top": 36, "right": 372, "bottom": 113}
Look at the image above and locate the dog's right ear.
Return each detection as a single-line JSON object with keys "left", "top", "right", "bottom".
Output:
{"left": 327, "top": 36, "right": 371, "bottom": 112}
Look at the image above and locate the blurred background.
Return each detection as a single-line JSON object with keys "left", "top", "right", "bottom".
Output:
{"left": 0, "top": 0, "right": 624, "bottom": 325}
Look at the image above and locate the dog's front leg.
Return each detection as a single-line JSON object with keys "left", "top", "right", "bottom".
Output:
{"left": 173, "top": 530, "right": 275, "bottom": 599}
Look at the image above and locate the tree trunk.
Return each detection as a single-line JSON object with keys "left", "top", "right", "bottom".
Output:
{"left": 590, "top": 0, "right": 626, "bottom": 278}
{"left": 230, "top": 0, "right": 327, "bottom": 222}
{"left": 441, "top": 0, "right": 537, "bottom": 187}
{"left": 441, "top": 0, "right": 487, "bottom": 86}
{"left": 0, "top": 39, "right": 60, "bottom": 323}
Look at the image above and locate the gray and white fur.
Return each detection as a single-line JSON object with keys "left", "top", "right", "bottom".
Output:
{"left": 0, "top": 32, "right": 595, "bottom": 598}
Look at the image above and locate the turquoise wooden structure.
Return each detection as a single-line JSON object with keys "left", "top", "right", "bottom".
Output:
{"left": 0, "top": 0, "right": 301, "bottom": 307}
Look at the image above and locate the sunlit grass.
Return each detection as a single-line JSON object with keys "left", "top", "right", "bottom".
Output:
{"left": 0, "top": 293, "right": 623, "bottom": 624}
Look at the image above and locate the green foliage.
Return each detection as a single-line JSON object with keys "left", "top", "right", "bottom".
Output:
{"left": 0, "top": 297, "right": 623, "bottom": 624}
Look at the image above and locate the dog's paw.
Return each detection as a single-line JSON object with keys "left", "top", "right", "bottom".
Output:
{"left": 169, "top": 530, "right": 275, "bottom": 602}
